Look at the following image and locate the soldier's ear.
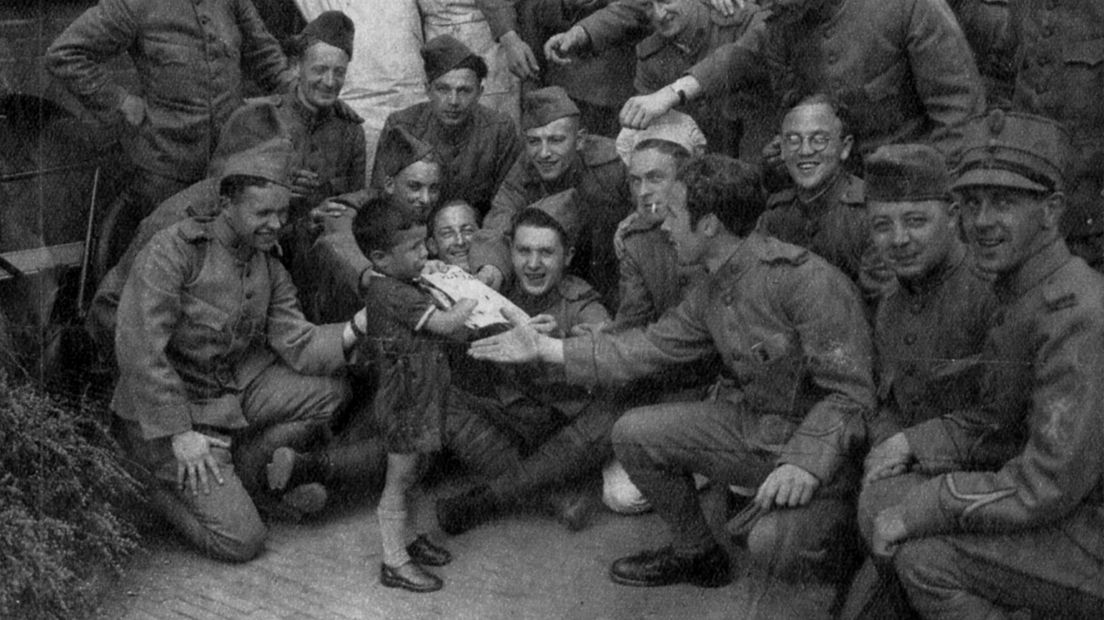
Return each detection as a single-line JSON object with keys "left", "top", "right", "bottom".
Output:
{"left": 839, "top": 134, "right": 854, "bottom": 162}
{"left": 564, "top": 244, "right": 575, "bottom": 267}
{"left": 426, "top": 236, "right": 439, "bottom": 256}
{"left": 219, "top": 194, "right": 233, "bottom": 211}
{"left": 575, "top": 125, "right": 587, "bottom": 149}
{"left": 1042, "top": 192, "right": 1066, "bottom": 230}
{"left": 383, "top": 176, "right": 396, "bottom": 195}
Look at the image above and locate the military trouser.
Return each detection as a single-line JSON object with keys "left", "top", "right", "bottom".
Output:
{"left": 442, "top": 389, "right": 616, "bottom": 506}
{"left": 894, "top": 517, "right": 1104, "bottom": 619}
{"left": 614, "top": 400, "right": 857, "bottom": 582}
{"left": 839, "top": 473, "right": 929, "bottom": 620}
{"left": 117, "top": 362, "right": 347, "bottom": 562}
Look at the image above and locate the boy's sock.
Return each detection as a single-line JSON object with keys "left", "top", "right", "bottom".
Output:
{"left": 378, "top": 492, "right": 410, "bottom": 567}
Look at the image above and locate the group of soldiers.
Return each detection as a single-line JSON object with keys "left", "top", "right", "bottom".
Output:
{"left": 39, "top": 0, "right": 1104, "bottom": 616}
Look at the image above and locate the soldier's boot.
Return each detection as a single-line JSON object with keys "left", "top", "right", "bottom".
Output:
{"left": 266, "top": 447, "right": 334, "bottom": 492}
{"left": 486, "top": 411, "right": 614, "bottom": 531}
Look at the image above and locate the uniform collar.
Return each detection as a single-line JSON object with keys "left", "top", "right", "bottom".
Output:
{"left": 288, "top": 90, "right": 334, "bottom": 130}
{"left": 213, "top": 213, "right": 261, "bottom": 263}
{"left": 797, "top": 169, "right": 849, "bottom": 214}
{"left": 899, "top": 242, "right": 966, "bottom": 297}
{"left": 994, "top": 239, "right": 1071, "bottom": 299}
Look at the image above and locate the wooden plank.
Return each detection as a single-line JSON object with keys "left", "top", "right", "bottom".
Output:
{"left": 0, "top": 241, "right": 83, "bottom": 279}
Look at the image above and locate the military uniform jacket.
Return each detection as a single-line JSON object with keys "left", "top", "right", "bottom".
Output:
{"left": 897, "top": 241, "right": 1104, "bottom": 564}
{"left": 758, "top": 172, "right": 890, "bottom": 299}
{"left": 563, "top": 233, "right": 874, "bottom": 483}
{"left": 613, "top": 222, "right": 703, "bottom": 330}
{"left": 471, "top": 135, "right": 631, "bottom": 304}
{"left": 1010, "top": 0, "right": 1104, "bottom": 146}
{"left": 370, "top": 102, "right": 522, "bottom": 215}
{"left": 265, "top": 92, "right": 366, "bottom": 218}
{"left": 688, "top": 0, "right": 984, "bottom": 154}
{"left": 868, "top": 245, "right": 997, "bottom": 448}
{"left": 113, "top": 215, "right": 346, "bottom": 440}
{"left": 578, "top": 0, "right": 770, "bottom": 135}
{"left": 46, "top": 0, "right": 294, "bottom": 182}
{"left": 498, "top": 275, "right": 611, "bottom": 419}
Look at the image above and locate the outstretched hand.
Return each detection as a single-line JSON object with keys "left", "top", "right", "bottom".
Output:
{"left": 755, "top": 463, "right": 819, "bottom": 510}
{"left": 469, "top": 307, "right": 545, "bottom": 363}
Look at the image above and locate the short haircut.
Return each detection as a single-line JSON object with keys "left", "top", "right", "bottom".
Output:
{"left": 510, "top": 207, "right": 568, "bottom": 250}
{"left": 353, "top": 200, "right": 423, "bottom": 254}
{"left": 219, "top": 174, "right": 274, "bottom": 204}
{"left": 427, "top": 199, "right": 481, "bottom": 235}
{"left": 676, "top": 154, "right": 764, "bottom": 236}
{"left": 633, "top": 138, "right": 691, "bottom": 164}
{"left": 787, "top": 92, "right": 853, "bottom": 140}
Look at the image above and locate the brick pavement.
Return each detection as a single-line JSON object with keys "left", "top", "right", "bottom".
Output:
{"left": 92, "top": 486, "right": 839, "bottom": 620}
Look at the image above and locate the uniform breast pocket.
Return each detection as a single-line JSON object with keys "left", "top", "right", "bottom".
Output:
{"left": 1057, "top": 39, "right": 1104, "bottom": 126}
{"left": 174, "top": 292, "right": 232, "bottom": 366}
{"left": 744, "top": 332, "right": 803, "bottom": 413}
{"left": 146, "top": 43, "right": 202, "bottom": 105}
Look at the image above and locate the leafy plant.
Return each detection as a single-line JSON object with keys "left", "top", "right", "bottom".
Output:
{"left": 0, "top": 372, "right": 141, "bottom": 619}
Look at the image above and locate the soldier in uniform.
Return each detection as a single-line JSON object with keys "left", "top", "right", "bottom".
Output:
{"left": 112, "top": 130, "right": 365, "bottom": 562}
{"left": 370, "top": 35, "right": 521, "bottom": 216}
{"left": 471, "top": 154, "right": 873, "bottom": 587}
{"left": 481, "top": 0, "right": 638, "bottom": 137}
{"left": 46, "top": 0, "right": 298, "bottom": 263}
{"left": 245, "top": 11, "right": 366, "bottom": 319}
{"left": 758, "top": 95, "right": 891, "bottom": 303}
{"left": 470, "top": 86, "right": 630, "bottom": 303}
{"left": 1008, "top": 0, "right": 1104, "bottom": 268}
{"left": 437, "top": 201, "right": 616, "bottom": 534}
{"left": 871, "top": 111, "right": 1104, "bottom": 619}
{"left": 544, "top": 0, "right": 770, "bottom": 157}
{"left": 610, "top": 0, "right": 984, "bottom": 158}
{"left": 838, "top": 144, "right": 997, "bottom": 619}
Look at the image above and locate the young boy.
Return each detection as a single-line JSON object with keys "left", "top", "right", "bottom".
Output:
{"left": 351, "top": 201, "right": 474, "bottom": 592}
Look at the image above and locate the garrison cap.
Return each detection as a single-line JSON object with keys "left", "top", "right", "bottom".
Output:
{"left": 300, "top": 10, "right": 354, "bottom": 58}
{"left": 521, "top": 86, "right": 580, "bottom": 131}
{"left": 526, "top": 189, "right": 580, "bottom": 247}
{"left": 951, "top": 110, "right": 1071, "bottom": 193}
{"left": 864, "top": 144, "right": 949, "bottom": 202}
{"left": 213, "top": 102, "right": 294, "bottom": 186}
{"left": 376, "top": 125, "right": 436, "bottom": 179}
{"left": 422, "top": 35, "right": 488, "bottom": 84}
{"left": 615, "top": 109, "right": 707, "bottom": 165}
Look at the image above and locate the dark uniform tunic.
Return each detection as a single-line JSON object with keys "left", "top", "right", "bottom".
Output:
{"left": 472, "top": 135, "right": 630, "bottom": 305}
{"left": 575, "top": 0, "right": 772, "bottom": 156}
{"left": 892, "top": 240, "right": 1104, "bottom": 618}
{"left": 443, "top": 275, "right": 616, "bottom": 505}
{"left": 1009, "top": 0, "right": 1104, "bottom": 249}
{"left": 758, "top": 172, "right": 891, "bottom": 301}
{"left": 358, "top": 275, "right": 449, "bottom": 454}
{"left": 370, "top": 102, "right": 522, "bottom": 216}
{"left": 266, "top": 92, "right": 367, "bottom": 220}
{"left": 688, "top": 0, "right": 984, "bottom": 155}
{"left": 46, "top": 0, "right": 294, "bottom": 183}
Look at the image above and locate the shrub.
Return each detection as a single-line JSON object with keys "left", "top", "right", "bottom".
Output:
{"left": 0, "top": 372, "right": 141, "bottom": 619}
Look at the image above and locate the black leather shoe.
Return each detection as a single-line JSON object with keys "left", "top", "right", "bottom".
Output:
{"left": 436, "top": 485, "right": 497, "bottom": 535}
{"left": 609, "top": 545, "right": 732, "bottom": 588}
{"left": 380, "top": 562, "right": 443, "bottom": 593}
{"left": 406, "top": 534, "right": 452, "bottom": 567}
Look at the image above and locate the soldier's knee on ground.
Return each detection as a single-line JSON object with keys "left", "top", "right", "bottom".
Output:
{"left": 747, "top": 504, "right": 855, "bottom": 582}
{"left": 893, "top": 536, "right": 958, "bottom": 598}
{"left": 202, "top": 518, "right": 267, "bottom": 563}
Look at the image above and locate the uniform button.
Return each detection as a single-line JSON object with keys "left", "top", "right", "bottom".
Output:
{"left": 904, "top": 334, "right": 917, "bottom": 345}
{"left": 828, "top": 52, "right": 839, "bottom": 64}
{"left": 245, "top": 291, "right": 253, "bottom": 300}
{"left": 823, "top": 28, "right": 833, "bottom": 39}
{"left": 199, "top": 15, "right": 210, "bottom": 24}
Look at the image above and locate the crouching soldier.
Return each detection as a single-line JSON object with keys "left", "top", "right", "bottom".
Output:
{"left": 871, "top": 111, "right": 1104, "bottom": 618}
{"left": 471, "top": 155, "right": 874, "bottom": 587}
{"left": 113, "top": 132, "right": 365, "bottom": 562}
